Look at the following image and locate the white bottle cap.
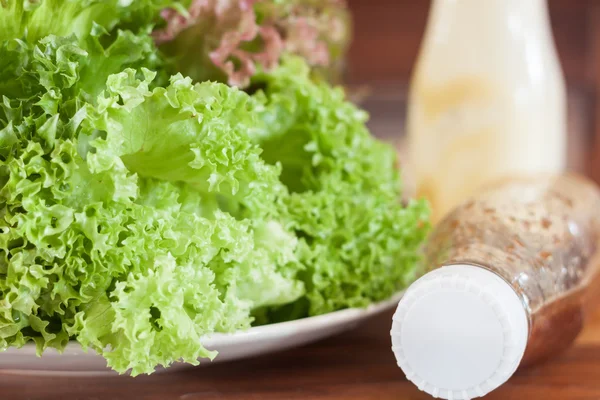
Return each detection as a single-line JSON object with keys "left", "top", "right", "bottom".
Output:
{"left": 391, "top": 264, "right": 529, "bottom": 400}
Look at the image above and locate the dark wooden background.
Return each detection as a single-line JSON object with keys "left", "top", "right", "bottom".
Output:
{"left": 345, "top": 0, "right": 600, "bottom": 182}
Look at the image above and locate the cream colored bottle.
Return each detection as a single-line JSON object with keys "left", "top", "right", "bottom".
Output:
{"left": 407, "top": 0, "right": 567, "bottom": 223}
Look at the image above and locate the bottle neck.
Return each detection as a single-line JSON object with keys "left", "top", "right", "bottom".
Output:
{"left": 426, "top": 0, "right": 553, "bottom": 44}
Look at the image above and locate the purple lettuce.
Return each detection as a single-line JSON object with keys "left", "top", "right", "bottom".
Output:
{"left": 154, "top": 0, "right": 351, "bottom": 87}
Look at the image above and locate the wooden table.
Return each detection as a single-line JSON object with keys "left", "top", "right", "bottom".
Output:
{"left": 2, "top": 307, "right": 600, "bottom": 400}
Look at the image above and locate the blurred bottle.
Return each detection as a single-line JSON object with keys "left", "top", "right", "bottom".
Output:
{"left": 391, "top": 174, "right": 600, "bottom": 400}
{"left": 407, "top": 0, "right": 566, "bottom": 223}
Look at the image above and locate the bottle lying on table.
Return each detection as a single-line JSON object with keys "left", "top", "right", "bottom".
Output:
{"left": 391, "top": 175, "right": 600, "bottom": 400}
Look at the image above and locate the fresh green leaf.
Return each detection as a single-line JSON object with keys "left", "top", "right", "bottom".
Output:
{"left": 0, "top": 1, "right": 428, "bottom": 377}
{"left": 251, "top": 57, "right": 430, "bottom": 316}
{"left": 0, "top": 0, "right": 183, "bottom": 43}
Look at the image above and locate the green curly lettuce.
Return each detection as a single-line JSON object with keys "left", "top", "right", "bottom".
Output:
{"left": 0, "top": 1, "right": 303, "bottom": 375}
{"left": 249, "top": 58, "right": 429, "bottom": 318}
{"left": 0, "top": 0, "right": 428, "bottom": 377}
{"left": 0, "top": 0, "right": 182, "bottom": 43}
{"left": 0, "top": 66, "right": 305, "bottom": 375}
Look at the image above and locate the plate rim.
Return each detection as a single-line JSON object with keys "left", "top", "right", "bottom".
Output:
{"left": 204, "top": 290, "right": 404, "bottom": 346}
{"left": 5, "top": 291, "right": 404, "bottom": 356}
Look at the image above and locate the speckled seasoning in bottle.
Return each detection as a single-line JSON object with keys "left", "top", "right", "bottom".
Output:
{"left": 390, "top": 175, "right": 600, "bottom": 400}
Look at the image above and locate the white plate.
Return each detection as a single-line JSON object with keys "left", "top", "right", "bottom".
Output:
{"left": 0, "top": 292, "right": 403, "bottom": 376}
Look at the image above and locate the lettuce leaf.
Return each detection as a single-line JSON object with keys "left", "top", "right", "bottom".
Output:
{"left": 0, "top": 0, "right": 181, "bottom": 43}
{"left": 251, "top": 58, "right": 430, "bottom": 317}
{"left": 0, "top": 31, "right": 166, "bottom": 109}
{"left": 89, "top": 69, "right": 285, "bottom": 214}
{"left": 0, "top": 0, "right": 121, "bottom": 43}
{"left": 0, "top": 4, "right": 303, "bottom": 374}
{"left": 155, "top": 0, "right": 351, "bottom": 87}
{"left": 0, "top": 66, "right": 304, "bottom": 375}
{"left": 0, "top": 0, "right": 428, "bottom": 376}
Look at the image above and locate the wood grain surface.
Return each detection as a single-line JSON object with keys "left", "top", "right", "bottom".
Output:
{"left": 2, "top": 307, "right": 600, "bottom": 400}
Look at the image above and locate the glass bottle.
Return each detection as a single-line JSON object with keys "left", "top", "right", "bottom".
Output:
{"left": 391, "top": 175, "right": 600, "bottom": 400}
{"left": 406, "top": 0, "right": 567, "bottom": 223}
